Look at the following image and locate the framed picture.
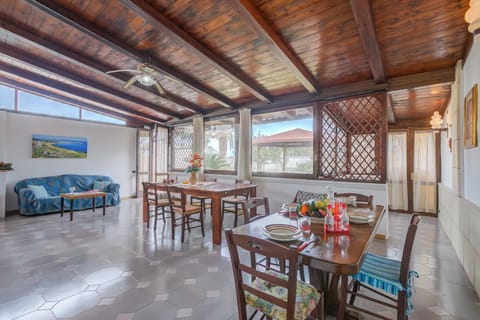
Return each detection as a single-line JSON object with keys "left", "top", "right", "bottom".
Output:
{"left": 464, "top": 84, "right": 478, "bottom": 149}
{"left": 32, "top": 134, "right": 87, "bottom": 158}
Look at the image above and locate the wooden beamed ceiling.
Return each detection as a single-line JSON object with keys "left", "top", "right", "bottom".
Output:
{"left": 0, "top": 0, "right": 469, "bottom": 127}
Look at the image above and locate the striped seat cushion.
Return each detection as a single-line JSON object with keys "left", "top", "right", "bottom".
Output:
{"left": 352, "top": 253, "right": 419, "bottom": 316}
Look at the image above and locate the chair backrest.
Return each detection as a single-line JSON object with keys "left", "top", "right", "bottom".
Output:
{"left": 165, "top": 185, "right": 185, "bottom": 213}
{"left": 399, "top": 214, "right": 420, "bottom": 286}
{"left": 293, "top": 190, "right": 324, "bottom": 204}
{"left": 334, "top": 192, "right": 373, "bottom": 208}
{"left": 143, "top": 182, "right": 159, "bottom": 205}
{"left": 225, "top": 229, "right": 299, "bottom": 320}
{"left": 240, "top": 197, "right": 270, "bottom": 224}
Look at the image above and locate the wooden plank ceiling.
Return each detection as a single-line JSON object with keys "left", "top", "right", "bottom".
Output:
{"left": 0, "top": 0, "right": 469, "bottom": 127}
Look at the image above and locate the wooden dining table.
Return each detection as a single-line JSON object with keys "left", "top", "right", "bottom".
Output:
{"left": 232, "top": 205, "right": 385, "bottom": 319}
{"left": 143, "top": 181, "right": 257, "bottom": 245}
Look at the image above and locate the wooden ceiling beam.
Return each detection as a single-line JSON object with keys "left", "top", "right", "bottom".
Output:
{"left": 227, "top": 0, "right": 320, "bottom": 94}
{"left": 25, "top": 0, "right": 236, "bottom": 109}
{"left": 0, "top": 20, "right": 201, "bottom": 115}
{"left": 0, "top": 62, "right": 165, "bottom": 123}
{"left": 386, "top": 94, "right": 396, "bottom": 124}
{"left": 388, "top": 67, "right": 455, "bottom": 91}
{"left": 350, "top": 0, "right": 386, "bottom": 84}
{"left": 120, "top": 0, "right": 271, "bottom": 102}
{"left": 0, "top": 46, "right": 185, "bottom": 119}
{"left": 0, "top": 77, "right": 145, "bottom": 126}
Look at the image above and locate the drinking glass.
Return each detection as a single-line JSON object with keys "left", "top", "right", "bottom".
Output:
{"left": 68, "top": 186, "right": 76, "bottom": 193}
{"left": 299, "top": 216, "right": 311, "bottom": 238}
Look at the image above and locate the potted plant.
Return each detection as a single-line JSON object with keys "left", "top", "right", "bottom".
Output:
{"left": 0, "top": 161, "right": 13, "bottom": 171}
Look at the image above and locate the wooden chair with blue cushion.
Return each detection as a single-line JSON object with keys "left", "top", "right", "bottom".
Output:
{"left": 342, "top": 214, "right": 420, "bottom": 320}
{"left": 225, "top": 229, "right": 324, "bottom": 320}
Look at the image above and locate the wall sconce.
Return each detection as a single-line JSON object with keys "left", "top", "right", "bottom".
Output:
{"left": 430, "top": 111, "right": 443, "bottom": 130}
{"left": 465, "top": 0, "right": 480, "bottom": 42}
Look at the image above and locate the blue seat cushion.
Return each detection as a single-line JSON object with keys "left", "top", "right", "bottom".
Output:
{"left": 352, "top": 252, "right": 419, "bottom": 316}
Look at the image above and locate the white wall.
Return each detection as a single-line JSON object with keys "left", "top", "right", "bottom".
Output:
{"left": 462, "top": 43, "right": 480, "bottom": 206}
{"left": 3, "top": 112, "right": 137, "bottom": 211}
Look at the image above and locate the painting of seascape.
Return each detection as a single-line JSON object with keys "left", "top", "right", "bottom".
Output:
{"left": 32, "top": 134, "right": 87, "bottom": 158}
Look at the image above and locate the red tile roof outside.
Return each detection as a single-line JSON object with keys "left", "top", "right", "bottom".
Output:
{"left": 252, "top": 128, "right": 313, "bottom": 145}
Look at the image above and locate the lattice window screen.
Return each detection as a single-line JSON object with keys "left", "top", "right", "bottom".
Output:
{"left": 171, "top": 124, "right": 193, "bottom": 171}
{"left": 318, "top": 94, "right": 385, "bottom": 182}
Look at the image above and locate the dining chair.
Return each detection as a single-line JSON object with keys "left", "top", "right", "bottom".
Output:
{"left": 165, "top": 185, "right": 205, "bottom": 242}
{"left": 343, "top": 214, "right": 420, "bottom": 320}
{"left": 334, "top": 192, "right": 373, "bottom": 209}
{"left": 239, "top": 196, "right": 270, "bottom": 224}
{"left": 190, "top": 175, "right": 217, "bottom": 215}
{"left": 142, "top": 182, "right": 170, "bottom": 229}
{"left": 225, "top": 229, "right": 324, "bottom": 320}
{"left": 222, "top": 178, "right": 251, "bottom": 227}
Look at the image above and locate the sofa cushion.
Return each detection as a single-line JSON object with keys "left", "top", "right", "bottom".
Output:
{"left": 93, "top": 181, "right": 110, "bottom": 192}
{"left": 27, "top": 185, "right": 49, "bottom": 198}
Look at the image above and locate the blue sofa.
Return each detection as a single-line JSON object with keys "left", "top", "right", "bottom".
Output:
{"left": 14, "top": 174, "right": 120, "bottom": 215}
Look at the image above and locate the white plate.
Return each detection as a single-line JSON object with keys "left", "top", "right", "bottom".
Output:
{"left": 262, "top": 230, "right": 299, "bottom": 242}
{"left": 349, "top": 215, "right": 374, "bottom": 224}
{"left": 263, "top": 224, "right": 301, "bottom": 239}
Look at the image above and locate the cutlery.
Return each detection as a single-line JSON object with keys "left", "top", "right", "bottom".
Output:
{"left": 297, "top": 236, "right": 319, "bottom": 252}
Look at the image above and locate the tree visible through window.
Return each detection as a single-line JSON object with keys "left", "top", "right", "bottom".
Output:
{"left": 204, "top": 116, "right": 237, "bottom": 172}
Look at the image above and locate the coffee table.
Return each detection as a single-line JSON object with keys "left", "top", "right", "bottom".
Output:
{"left": 61, "top": 191, "right": 107, "bottom": 221}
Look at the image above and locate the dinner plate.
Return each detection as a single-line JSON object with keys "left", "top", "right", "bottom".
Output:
{"left": 262, "top": 230, "right": 299, "bottom": 242}
{"left": 349, "top": 215, "right": 374, "bottom": 224}
{"left": 263, "top": 224, "right": 301, "bottom": 240}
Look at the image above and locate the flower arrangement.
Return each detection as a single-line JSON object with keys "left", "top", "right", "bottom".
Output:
{"left": 185, "top": 153, "right": 203, "bottom": 173}
{"left": 297, "top": 196, "right": 329, "bottom": 218}
{"left": 0, "top": 161, "right": 13, "bottom": 171}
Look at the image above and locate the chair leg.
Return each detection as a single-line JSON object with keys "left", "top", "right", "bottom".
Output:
{"left": 181, "top": 215, "right": 186, "bottom": 243}
{"left": 233, "top": 203, "right": 239, "bottom": 227}
{"left": 349, "top": 280, "right": 360, "bottom": 305}
{"left": 200, "top": 210, "right": 205, "bottom": 237}
{"left": 161, "top": 206, "right": 166, "bottom": 223}
{"left": 154, "top": 207, "right": 158, "bottom": 230}
{"left": 171, "top": 213, "right": 176, "bottom": 240}
{"left": 397, "top": 291, "right": 407, "bottom": 320}
{"left": 146, "top": 206, "right": 150, "bottom": 229}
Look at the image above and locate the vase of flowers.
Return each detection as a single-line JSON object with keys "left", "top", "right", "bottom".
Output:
{"left": 0, "top": 161, "right": 13, "bottom": 171}
{"left": 185, "top": 153, "right": 203, "bottom": 185}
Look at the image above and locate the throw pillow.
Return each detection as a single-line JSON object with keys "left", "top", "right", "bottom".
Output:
{"left": 93, "top": 181, "right": 110, "bottom": 192}
{"left": 27, "top": 185, "right": 49, "bottom": 198}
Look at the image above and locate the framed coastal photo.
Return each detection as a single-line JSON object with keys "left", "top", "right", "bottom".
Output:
{"left": 32, "top": 134, "right": 87, "bottom": 158}
{"left": 464, "top": 84, "right": 478, "bottom": 149}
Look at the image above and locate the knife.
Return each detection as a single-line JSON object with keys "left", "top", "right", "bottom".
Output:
{"left": 297, "top": 236, "right": 318, "bottom": 252}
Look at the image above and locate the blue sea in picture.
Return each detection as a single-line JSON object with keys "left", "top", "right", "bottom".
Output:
{"left": 32, "top": 134, "right": 87, "bottom": 158}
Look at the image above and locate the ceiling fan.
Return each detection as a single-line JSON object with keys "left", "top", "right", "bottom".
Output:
{"left": 106, "top": 62, "right": 165, "bottom": 95}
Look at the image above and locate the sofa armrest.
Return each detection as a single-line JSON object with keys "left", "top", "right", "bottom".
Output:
{"left": 19, "top": 188, "right": 36, "bottom": 203}
{"left": 106, "top": 183, "right": 120, "bottom": 202}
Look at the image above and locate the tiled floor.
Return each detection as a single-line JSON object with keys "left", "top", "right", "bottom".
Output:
{"left": 0, "top": 199, "right": 479, "bottom": 320}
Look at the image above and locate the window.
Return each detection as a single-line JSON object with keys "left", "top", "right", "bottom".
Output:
{"left": 0, "top": 84, "right": 15, "bottom": 110}
{"left": 204, "top": 116, "right": 237, "bottom": 172}
{"left": 18, "top": 91, "right": 79, "bottom": 118}
{"left": 252, "top": 107, "right": 313, "bottom": 175}
{"left": 82, "top": 109, "right": 125, "bottom": 125}
{"left": 170, "top": 123, "right": 193, "bottom": 171}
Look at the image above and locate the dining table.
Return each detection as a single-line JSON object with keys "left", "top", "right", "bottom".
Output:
{"left": 143, "top": 181, "right": 257, "bottom": 245}
{"left": 232, "top": 205, "right": 385, "bottom": 319}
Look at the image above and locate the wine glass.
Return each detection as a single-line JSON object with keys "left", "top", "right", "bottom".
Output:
{"left": 68, "top": 186, "right": 76, "bottom": 193}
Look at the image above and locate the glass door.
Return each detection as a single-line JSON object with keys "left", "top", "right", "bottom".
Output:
{"left": 136, "top": 128, "right": 150, "bottom": 197}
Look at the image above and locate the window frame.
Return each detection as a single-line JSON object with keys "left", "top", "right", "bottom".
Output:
{"left": 203, "top": 114, "right": 239, "bottom": 175}
{"left": 169, "top": 122, "right": 194, "bottom": 172}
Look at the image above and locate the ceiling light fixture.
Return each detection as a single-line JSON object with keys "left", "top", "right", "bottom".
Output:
{"left": 430, "top": 111, "right": 443, "bottom": 130}
{"left": 465, "top": 0, "right": 480, "bottom": 42}
{"left": 138, "top": 73, "right": 155, "bottom": 86}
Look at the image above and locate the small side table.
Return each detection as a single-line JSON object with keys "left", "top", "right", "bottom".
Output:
{"left": 60, "top": 191, "right": 107, "bottom": 221}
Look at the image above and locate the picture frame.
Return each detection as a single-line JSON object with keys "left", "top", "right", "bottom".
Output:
{"left": 464, "top": 84, "right": 478, "bottom": 149}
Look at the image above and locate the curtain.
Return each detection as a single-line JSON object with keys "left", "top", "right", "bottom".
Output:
{"left": 237, "top": 108, "right": 252, "bottom": 180}
{"left": 413, "top": 131, "right": 436, "bottom": 213}
{"left": 387, "top": 132, "right": 408, "bottom": 210}
{"left": 192, "top": 116, "right": 204, "bottom": 173}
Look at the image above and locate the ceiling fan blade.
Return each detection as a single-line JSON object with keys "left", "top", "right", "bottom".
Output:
{"left": 124, "top": 75, "right": 140, "bottom": 89}
{"left": 155, "top": 81, "right": 166, "bottom": 95}
{"left": 106, "top": 69, "right": 140, "bottom": 74}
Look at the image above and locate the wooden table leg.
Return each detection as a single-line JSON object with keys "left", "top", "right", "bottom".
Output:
{"left": 337, "top": 275, "right": 348, "bottom": 320}
{"left": 70, "top": 199, "right": 74, "bottom": 221}
{"left": 61, "top": 197, "right": 64, "bottom": 217}
{"left": 211, "top": 194, "right": 221, "bottom": 245}
{"left": 92, "top": 197, "right": 96, "bottom": 212}
{"left": 102, "top": 195, "right": 106, "bottom": 216}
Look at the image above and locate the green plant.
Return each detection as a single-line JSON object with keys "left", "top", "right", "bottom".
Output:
{"left": 204, "top": 153, "right": 229, "bottom": 170}
{"left": 0, "top": 161, "right": 13, "bottom": 170}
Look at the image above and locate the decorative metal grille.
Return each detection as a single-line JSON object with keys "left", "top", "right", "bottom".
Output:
{"left": 171, "top": 124, "right": 193, "bottom": 171}
{"left": 318, "top": 94, "right": 386, "bottom": 182}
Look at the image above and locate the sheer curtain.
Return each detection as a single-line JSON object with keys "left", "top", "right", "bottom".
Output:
{"left": 413, "top": 131, "right": 436, "bottom": 213}
{"left": 387, "top": 132, "right": 408, "bottom": 210}
{"left": 192, "top": 116, "right": 204, "bottom": 173}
